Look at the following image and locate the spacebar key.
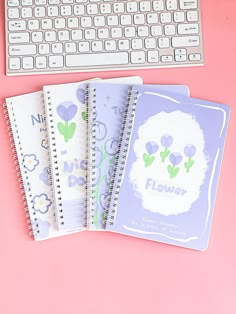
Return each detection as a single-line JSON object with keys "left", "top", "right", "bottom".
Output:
{"left": 66, "top": 52, "right": 129, "bottom": 67}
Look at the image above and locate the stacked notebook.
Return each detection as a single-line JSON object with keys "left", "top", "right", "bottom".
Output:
{"left": 4, "top": 76, "right": 230, "bottom": 251}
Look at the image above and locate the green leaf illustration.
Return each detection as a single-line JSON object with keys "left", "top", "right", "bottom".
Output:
{"left": 57, "top": 122, "right": 65, "bottom": 135}
{"left": 167, "top": 165, "right": 179, "bottom": 179}
{"left": 172, "top": 167, "right": 179, "bottom": 178}
{"left": 81, "top": 111, "right": 87, "bottom": 121}
{"left": 67, "top": 122, "right": 76, "bottom": 139}
{"left": 160, "top": 148, "right": 170, "bottom": 162}
{"left": 143, "top": 153, "right": 155, "bottom": 167}
{"left": 184, "top": 159, "right": 195, "bottom": 173}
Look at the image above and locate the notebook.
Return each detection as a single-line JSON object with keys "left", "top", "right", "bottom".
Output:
{"left": 87, "top": 83, "right": 190, "bottom": 230}
{"left": 4, "top": 92, "right": 75, "bottom": 240}
{"left": 43, "top": 76, "right": 143, "bottom": 231}
{"left": 106, "top": 86, "right": 230, "bottom": 250}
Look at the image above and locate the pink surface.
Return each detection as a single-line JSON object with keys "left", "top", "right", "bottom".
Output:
{"left": 0, "top": 1, "right": 236, "bottom": 313}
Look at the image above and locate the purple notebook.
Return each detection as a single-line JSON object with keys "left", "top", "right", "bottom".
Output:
{"left": 87, "top": 83, "right": 189, "bottom": 230}
{"left": 106, "top": 86, "right": 230, "bottom": 250}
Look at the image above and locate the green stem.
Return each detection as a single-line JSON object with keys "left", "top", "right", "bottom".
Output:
{"left": 65, "top": 121, "right": 69, "bottom": 142}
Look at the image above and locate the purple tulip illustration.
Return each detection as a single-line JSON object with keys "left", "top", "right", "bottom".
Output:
{"left": 80, "top": 159, "right": 87, "bottom": 171}
{"left": 160, "top": 134, "right": 173, "bottom": 162}
{"left": 95, "top": 121, "right": 107, "bottom": 140}
{"left": 76, "top": 88, "right": 85, "bottom": 104}
{"left": 57, "top": 101, "right": 77, "bottom": 142}
{"left": 168, "top": 152, "right": 183, "bottom": 179}
{"left": 184, "top": 144, "right": 196, "bottom": 173}
{"left": 105, "top": 138, "right": 119, "bottom": 156}
{"left": 143, "top": 141, "right": 159, "bottom": 167}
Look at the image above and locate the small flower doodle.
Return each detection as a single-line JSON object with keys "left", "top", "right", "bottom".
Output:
{"left": 39, "top": 167, "right": 50, "bottom": 186}
{"left": 168, "top": 152, "right": 183, "bottom": 179}
{"left": 160, "top": 134, "right": 173, "bottom": 162}
{"left": 57, "top": 101, "right": 77, "bottom": 142}
{"left": 76, "top": 88, "right": 87, "bottom": 121}
{"left": 105, "top": 138, "right": 119, "bottom": 156}
{"left": 23, "top": 154, "right": 39, "bottom": 172}
{"left": 33, "top": 193, "right": 52, "bottom": 214}
{"left": 143, "top": 141, "right": 159, "bottom": 167}
{"left": 184, "top": 145, "right": 196, "bottom": 173}
{"left": 41, "top": 139, "right": 49, "bottom": 150}
{"left": 95, "top": 121, "right": 107, "bottom": 141}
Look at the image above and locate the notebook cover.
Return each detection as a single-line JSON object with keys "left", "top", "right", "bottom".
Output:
{"left": 43, "top": 77, "right": 142, "bottom": 231}
{"left": 5, "top": 92, "right": 77, "bottom": 240}
{"left": 88, "top": 83, "right": 189, "bottom": 230}
{"left": 106, "top": 87, "right": 230, "bottom": 251}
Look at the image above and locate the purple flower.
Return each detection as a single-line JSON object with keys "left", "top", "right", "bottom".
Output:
{"left": 169, "top": 152, "right": 183, "bottom": 166}
{"left": 95, "top": 121, "right": 107, "bottom": 140}
{"left": 76, "top": 88, "right": 85, "bottom": 104}
{"left": 23, "top": 154, "right": 39, "bottom": 172}
{"left": 57, "top": 101, "right": 77, "bottom": 121}
{"left": 106, "top": 165, "right": 115, "bottom": 185}
{"left": 39, "top": 167, "right": 50, "bottom": 186}
{"left": 161, "top": 134, "right": 173, "bottom": 148}
{"left": 184, "top": 145, "right": 196, "bottom": 158}
{"left": 94, "top": 168, "right": 101, "bottom": 185}
{"left": 105, "top": 138, "right": 119, "bottom": 156}
{"left": 145, "top": 141, "right": 159, "bottom": 155}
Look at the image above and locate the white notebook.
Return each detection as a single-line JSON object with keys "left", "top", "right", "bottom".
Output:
{"left": 4, "top": 91, "right": 76, "bottom": 240}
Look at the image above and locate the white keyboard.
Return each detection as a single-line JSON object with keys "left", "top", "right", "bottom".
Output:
{"left": 6, "top": 0, "right": 204, "bottom": 76}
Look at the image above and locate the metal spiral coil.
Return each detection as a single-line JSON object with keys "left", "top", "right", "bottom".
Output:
{"left": 105, "top": 89, "right": 139, "bottom": 226}
{"left": 44, "top": 91, "right": 64, "bottom": 227}
{"left": 85, "top": 86, "right": 97, "bottom": 228}
{"left": 3, "top": 102, "right": 38, "bottom": 238}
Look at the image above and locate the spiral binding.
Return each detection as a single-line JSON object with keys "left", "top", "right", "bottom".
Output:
{"left": 44, "top": 90, "right": 64, "bottom": 228}
{"left": 3, "top": 102, "right": 38, "bottom": 238}
{"left": 105, "top": 88, "right": 139, "bottom": 226}
{"left": 85, "top": 86, "right": 97, "bottom": 228}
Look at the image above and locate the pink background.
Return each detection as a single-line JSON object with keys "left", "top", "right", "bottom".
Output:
{"left": 1, "top": 1, "right": 236, "bottom": 313}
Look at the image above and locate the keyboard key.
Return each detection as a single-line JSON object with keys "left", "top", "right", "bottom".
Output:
{"left": 131, "top": 51, "right": 145, "bottom": 64}
{"left": 180, "top": 0, "right": 197, "bottom": 10}
{"left": 9, "top": 20, "right": 26, "bottom": 31}
{"left": 147, "top": 13, "right": 158, "bottom": 24}
{"left": 32, "top": 31, "right": 43, "bottom": 43}
{"left": 187, "top": 11, "right": 198, "bottom": 22}
{"left": 39, "top": 43, "right": 50, "bottom": 54}
{"left": 9, "top": 32, "right": 30, "bottom": 43}
{"left": 126, "top": 1, "right": 138, "bottom": 13}
{"left": 36, "top": 56, "right": 47, "bottom": 69}
{"left": 8, "top": 8, "right": 19, "bottom": 19}
{"left": 22, "top": 57, "right": 34, "bottom": 69}
{"left": 132, "top": 38, "right": 143, "bottom": 49}
{"left": 161, "top": 55, "right": 173, "bottom": 62}
{"left": 160, "top": 12, "right": 171, "bottom": 23}
{"left": 166, "top": 0, "right": 177, "bottom": 11}
{"left": 71, "top": 29, "right": 82, "bottom": 40}
{"left": 8, "top": 0, "right": 20, "bottom": 6}
{"left": 65, "top": 42, "right": 77, "bottom": 53}
{"left": 145, "top": 38, "right": 156, "bottom": 49}
{"left": 153, "top": 0, "right": 164, "bottom": 11}
{"left": 78, "top": 41, "right": 90, "bottom": 52}
{"left": 94, "top": 16, "right": 105, "bottom": 27}
{"left": 34, "top": 7, "right": 46, "bottom": 18}
{"left": 66, "top": 52, "right": 129, "bottom": 67}
{"left": 107, "top": 15, "right": 118, "bottom": 26}
{"left": 148, "top": 50, "right": 159, "bottom": 63}
{"left": 172, "top": 35, "right": 200, "bottom": 47}
{"left": 158, "top": 37, "right": 170, "bottom": 48}
{"left": 49, "top": 55, "right": 64, "bottom": 68}
{"left": 21, "top": 7, "right": 33, "bottom": 18}
{"left": 178, "top": 23, "right": 199, "bottom": 35}
{"left": 92, "top": 41, "right": 103, "bottom": 52}
{"left": 124, "top": 27, "right": 136, "bottom": 38}
{"left": 118, "top": 39, "right": 130, "bottom": 50}
{"left": 140, "top": 1, "right": 151, "bottom": 12}
{"left": 45, "top": 31, "right": 57, "bottom": 41}
{"left": 174, "top": 11, "right": 185, "bottom": 23}
{"left": 134, "top": 14, "right": 145, "bottom": 25}
{"left": 52, "top": 43, "right": 63, "bottom": 53}
{"left": 105, "top": 40, "right": 116, "bottom": 51}
{"left": 189, "top": 53, "right": 201, "bottom": 61}
{"left": 28, "top": 19, "right": 40, "bottom": 30}
{"left": 54, "top": 18, "right": 66, "bottom": 29}
{"left": 9, "top": 57, "right": 20, "bottom": 70}
{"left": 9, "top": 44, "right": 37, "bottom": 56}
